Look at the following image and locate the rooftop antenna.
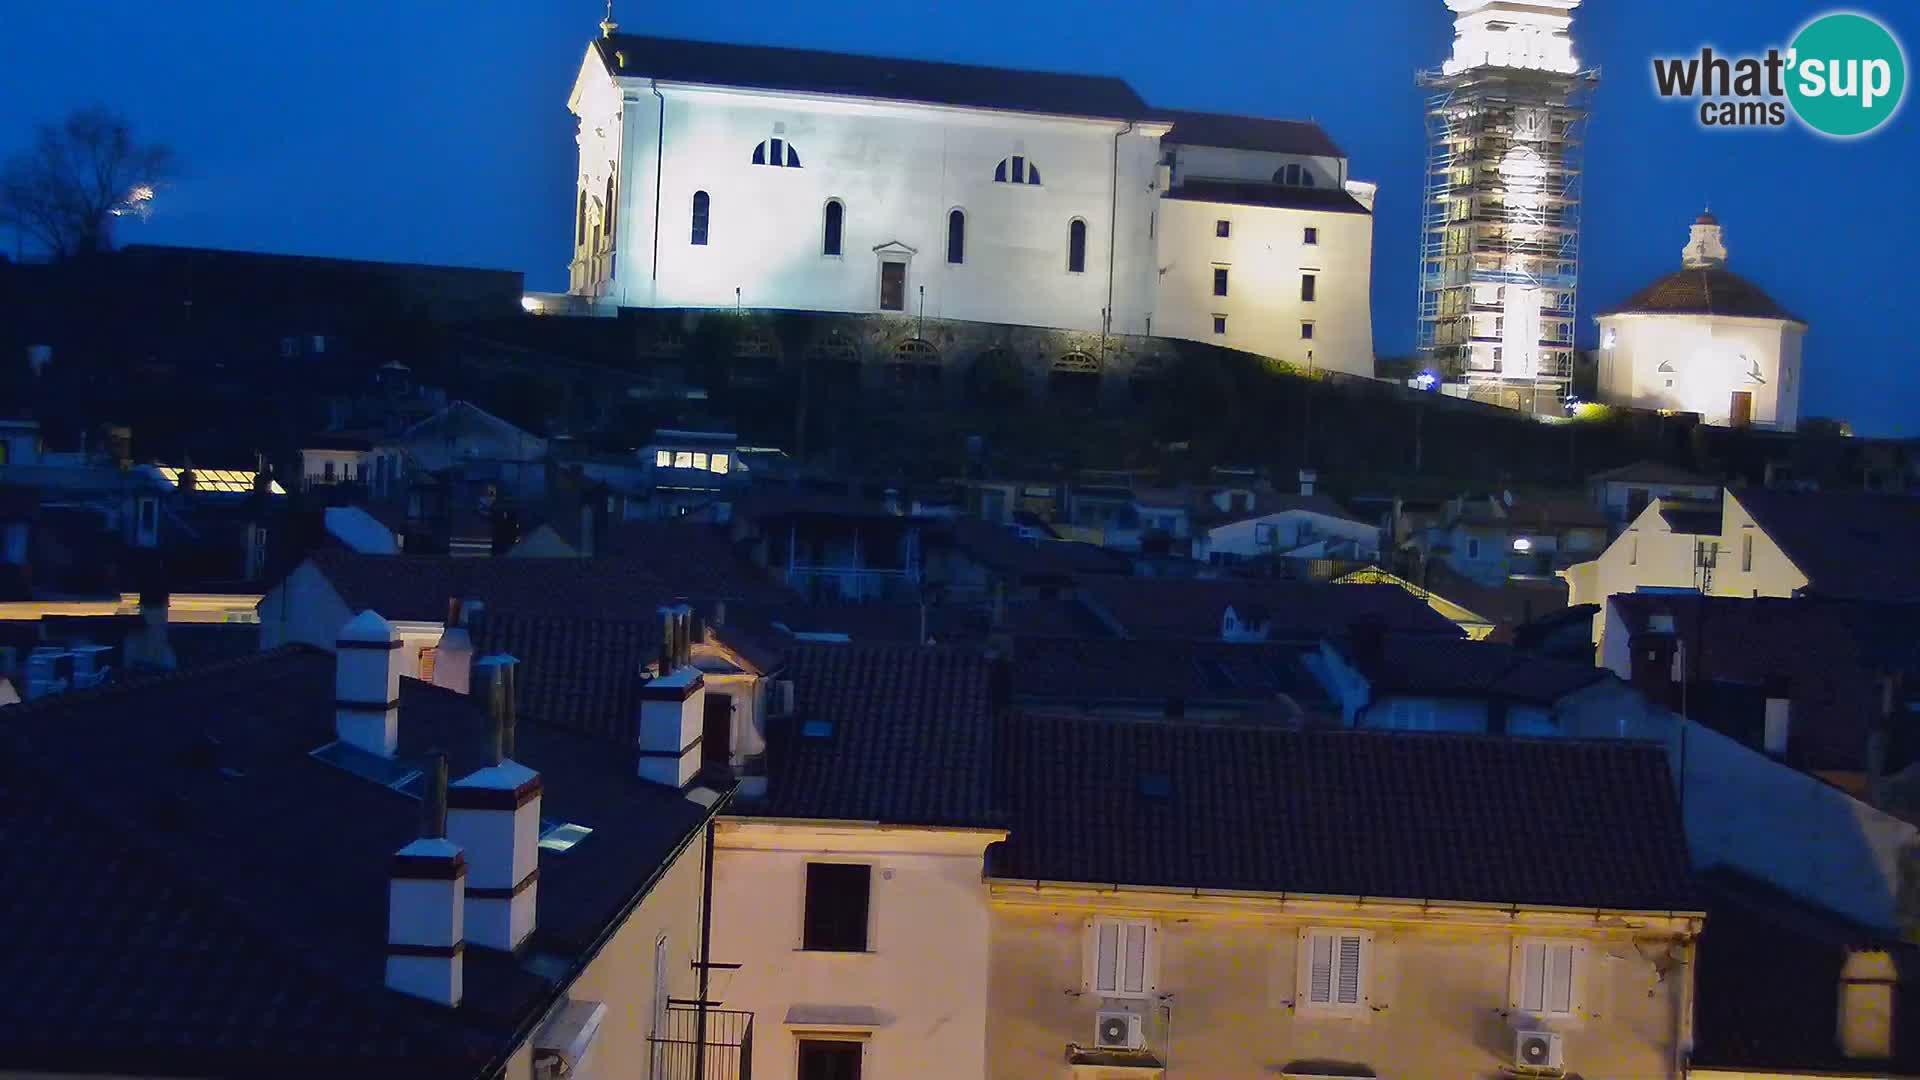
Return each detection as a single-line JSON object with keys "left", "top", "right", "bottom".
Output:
{"left": 600, "top": 0, "right": 618, "bottom": 38}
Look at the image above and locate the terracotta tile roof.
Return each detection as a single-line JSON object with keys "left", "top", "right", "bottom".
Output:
{"left": 989, "top": 715, "right": 1696, "bottom": 911}
{"left": 1076, "top": 577, "right": 1463, "bottom": 641}
{"left": 1009, "top": 636, "right": 1331, "bottom": 717}
{"left": 740, "top": 643, "right": 1000, "bottom": 828}
{"left": 0, "top": 647, "right": 718, "bottom": 1078}
{"left": 1732, "top": 489, "right": 1920, "bottom": 600}
{"left": 1603, "top": 267, "right": 1803, "bottom": 322}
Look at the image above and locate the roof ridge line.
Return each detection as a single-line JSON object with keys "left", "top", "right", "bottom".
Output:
{"left": 2, "top": 643, "right": 323, "bottom": 716}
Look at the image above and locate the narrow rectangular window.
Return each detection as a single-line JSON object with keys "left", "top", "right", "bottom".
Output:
{"left": 1011, "top": 155, "right": 1025, "bottom": 184}
{"left": 802, "top": 863, "right": 872, "bottom": 951}
{"left": 1515, "top": 940, "right": 1579, "bottom": 1017}
{"left": 1216, "top": 219, "right": 1231, "bottom": 238}
{"left": 1213, "top": 267, "right": 1229, "bottom": 297}
{"left": 798, "top": 1040, "right": 862, "bottom": 1080}
{"left": 1303, "top": 929, "right": 1367, "bottom": 1009}
{"left": 418, "top": 646, "right": 437, "bottom": 682}
{"left": 1304, "top": 226, "right": 1319, "bottom": 245}
{"left": 823, "top": 200, "right": 844, "bottom": 256}
{"left": 1301, "top": 322, "right": 1315, "bottom": 340}
{"left": 770, "top": 138, "right": 784, "bottom": 166}
{"left": 691, "top": 191, "right": 710, "bottom": 246}
{"left": 1742, "top": 533, "right": 1754, "bottom": 571}
{"left": 1068, "top": 220, "right": 1088, "bottom": 274}
{"left": 655, "top": 450, "right": 672, "bottom": 468}
{"left": 1301, "top": 273, "right": 1317, "bottom": 302}
{"left": 691, "top": 452, "right": 709, "bottom": 471}
{"left": 1212, "top": 315, "right": 1227, "bottom": 335}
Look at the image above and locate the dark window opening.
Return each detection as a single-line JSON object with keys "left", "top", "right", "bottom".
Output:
{"left": 879, "top": 261, "right": 906, "bottom": 311}
{"left": 1304, "top": 226, "right": 1318, "bottom": 245}
{"left": 1302, "top": 322, "right": 1315, "bottom": 340}
{"left": 1216, "top": 219, "right": 1231, "bottom": 238}
{"left": 823, "top": 200, "right": 844, "bottom": 256}
{"left": 1213, "top": 267, "right": 1229, "bottom": 297}
{"left": 803, "top": 863, "right": 872, "bottom": 951}
{"left": 1301, "top": 273, "right": 1316, "bottom": 302}
{"left": 1067, "top": 219, "right": 1087, "bottom": 273}
{"left": 1213, "top": 315, "right": 1227, "bottom": 335}
{"left": 798, "top": 1040, "right": 863, "bottom": 1080}
{"left": 691, "top": 191, "right": 710, "bottom": 246}
{"left": 604, "top": 173, "right": 616, "bottom": 248}
{"left": 576, "top": 189, "right": 587, "bottom": 247}
{"left": 947, "top": 209, "right": 966, "bottom": 264}
{"left": 702, "top": 694, "right": 733, "bottom": 773}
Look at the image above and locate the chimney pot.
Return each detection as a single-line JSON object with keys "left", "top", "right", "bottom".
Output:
{"left": 336, "top": 610, "right": 402, "bottom": 757}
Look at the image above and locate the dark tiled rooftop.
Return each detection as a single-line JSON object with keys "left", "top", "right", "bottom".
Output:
{"left": 1603, "top": 268, "right": 1803, "bottom": 322}
{"left": 1164, "top": 179, "right": 1371, "bottom": 215}
{"left": 598, "top": 34, "right": 1148, "bottom": 120}
{"left": 1010, "top": 636, "right": 1329, "bottom": 717}
{"left": 937, "top": 518, "right": 1130, "bottom": 579}
{"left": 1159, "top": 109, "right": 1345, "bottom": 157}
{"left": 1076, "top": 577, "right": 1463, "bottom": 641}
{"left": 1732, "top": 489, "right": 1920, "bottom": 601}
{"left": 1588, "top": 460, "right": 1719, "bottom": 487}
{"left": 989, "top": 715, "right": 1696, "bottom": 910}
{"left": 740, "top": 643, "right": 1000, "bottom": 828}
{"left": 1363, "top": 636, "right": 1607, "bottom": 706}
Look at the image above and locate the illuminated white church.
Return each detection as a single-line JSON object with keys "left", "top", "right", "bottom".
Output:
{"left": 564, "top": 18, "right": 1378, "bottom": 377}
{"left": 1596, "top": 213, "right": 1807, "bottom": 431}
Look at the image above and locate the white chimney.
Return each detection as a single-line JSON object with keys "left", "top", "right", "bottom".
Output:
{"left": 638, "top": 667, "right": 707, "bottom": 789}
{"left": 386, "top": 758, "right": 465, "bottom": 1006}
{"left": 336, "top": 610, "right": 402, "bottom": 757}
{"left": 432, "top": 597, "right": 475, "bottom": 695}
{"left": 1839, "top": 949, "right": 1896, "bottom": 1059}
{"left": 447, "top": 692, "right": 541, "bottom": 951}
{"left": 1298, "top": 469, "right": 1318, "bottom": 497}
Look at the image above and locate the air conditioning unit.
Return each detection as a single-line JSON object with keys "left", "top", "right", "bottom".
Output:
{"left": 1094, "top": 1010, "right": 1144, "bottom": 1051}
{"left": 1514, "top": 1030, "right": 1563, "bottom": 1071}
{"left": 770, "top": 679, "right": 796, "bottom": 717}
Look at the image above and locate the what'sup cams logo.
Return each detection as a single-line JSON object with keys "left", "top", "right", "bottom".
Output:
{"left": 1653, "top": 11, "right": 1907, "bottom": 137}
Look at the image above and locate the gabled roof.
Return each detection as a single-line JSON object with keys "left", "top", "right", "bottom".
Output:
{"left": 989, "top": 715, "right": 1696, "bottom": 911}
{"left": 1076, "top": 577, "right": 1464, "bottom": 641}
{"left": 1164, "top": 179, "right": 1371, "bottom": 215}
{"left": 1359, "top": 635, "right": 1609, "bottom": 706}
{"left": 739, "top": 643, "right": 1000, "bottom": 828}
{"left": 1159, "top": 109, "right": 1345, "bottom": 157}
{"left": 1009, "top": 636, "right": 1330, "bottom": 717}
{"left": 1658, "top": 501, "right": 1722, "bottom": 535}
{"left": 0, "top": 648, "right": 718, "bottom": 1079}
{"left": 1732, "top": 489, "right": 1920, "bottom": 601}
{"left": 1602, "top": 268, "right": 1804, "bottom": 323}
{"left": 1200, "top": 493, "right": 1371, "bottom": 530}
{"left": 595, "top": 34, "right": 1149, "bottom": 120}
{"left": 1588, "top": 460, "right": 1718, "bottom": 487}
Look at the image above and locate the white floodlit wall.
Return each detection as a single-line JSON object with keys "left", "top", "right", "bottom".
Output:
{"left": 1156, "top": 197, "right": 1375, "bottom": 377}
{"left": 1197, "top": 510, "right": 1381, "bottom": 562}
{"left": 1597, "top": 313, "right": 1805, "bottom": 431}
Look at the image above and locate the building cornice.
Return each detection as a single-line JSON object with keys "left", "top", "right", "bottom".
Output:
{"left": 718, "top": 817, "right": 1007, "bottom": 856}
{"left": 614, "top": 77, "right": 1168, "bottom": 134}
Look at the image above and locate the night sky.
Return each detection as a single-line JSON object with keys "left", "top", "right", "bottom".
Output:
{"left": 3, "top": 2, "right": 1914, "bottom": 434}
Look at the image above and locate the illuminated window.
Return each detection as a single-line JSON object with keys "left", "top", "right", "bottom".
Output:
{"left": 1304, "top": 226, "right": 1318, "bottom": 245}
{"left": 947, "top": 209, "right": 966, "bottom": 264}
{"left": 691, "top": 191, "right": 710, "bottom": 246}
{"left": 994, "top": 155, "right": 1042, "bottom": 185}
{"left": 823, "top": 199, "right": 844, "bottom": 256}
{"left": 710, "top": 454, "right": 729, "bottom": 475}
{"left": 1275, "top": 163, "right": 1317, "bottom": 188}
{"left": 1213, "top": 267, "right": 1229, "bottom": 297}
{"left": 1212, "top": 314, "right": 1227, "bottom": 335}
{"left": 655, "top": 450, "right": 672, "bottom": 467}
{"left": 418, "top": 646, "right": 437, "bottom": 682}
{"left": 674, "top": 451, "right": 694, "bottom": 469}
{"left": 1301, "top": 273, "right": 1317, "bottom": 302}
{"left": 752, "top": 138, "right": 801, "bottom": 167}
{"left": 1067, "top": 219, "right": 1087, "bottom": 274}
{"left": 691, "top": 452, "right": 709, "bottom": 470}
{"left": 1216, "top": 219, "right": 1231, "bottom": 238}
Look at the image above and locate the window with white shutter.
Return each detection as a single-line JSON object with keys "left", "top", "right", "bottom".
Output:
{"left": 1086, "top": 918, "right": 1155, "bottom": 999}
{"left": 1512, "top": 939, "right": 1581, "bottom": 1018}
{"left": 1300, "top": 928, "right": 1369, "bottom": 1013}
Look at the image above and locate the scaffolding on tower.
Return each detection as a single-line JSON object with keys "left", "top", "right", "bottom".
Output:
{"left": 1417, "top": 64, "right": 1598, "bottom": 415}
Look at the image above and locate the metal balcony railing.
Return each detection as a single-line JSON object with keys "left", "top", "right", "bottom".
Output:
{"left": 650, "top": 1002, "right": 753, "bottom": 1080}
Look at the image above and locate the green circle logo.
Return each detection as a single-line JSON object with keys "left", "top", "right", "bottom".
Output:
{"left": 1787, "top": 12, "right": 1907, "bottom": 137}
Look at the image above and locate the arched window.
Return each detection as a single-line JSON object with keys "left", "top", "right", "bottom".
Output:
{"left": 604, "top": 172, "right": 616, "bottom": 249}
{"left": 1275, "top": 163, "right": 1316, "bottom": 188}
{"left": 576, "top": 188, "right": 588, "bottom": 247}
{"left": 823, "top": 199, "right": 844, "bottom": 256}
{"left": 690, "top": 191, "right": 710, "bottom": 246}
{"left": 1049, "top": 351, "right": 1101, "bottom": 406}
{"left": 994, "top": 156, "right": 1042, "bottom": 185}
{"left": 1067, "top": 219, "right": 1088, "bottom": 274}
{"left": 752, "top": 138, "right": 802, "bottom": 167}
{"left": 947, "top": 209, "right": 966, "bottom": 264}
{"left": 889, "top": 338, "right": 943, "bottom": 396}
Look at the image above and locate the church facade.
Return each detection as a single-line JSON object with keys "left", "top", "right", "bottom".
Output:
{"left": 1596, "top": 213, "right": 1807, "bottom": 432}
{"left": 566, "top": 29, "right": 1377, "bottom": 379}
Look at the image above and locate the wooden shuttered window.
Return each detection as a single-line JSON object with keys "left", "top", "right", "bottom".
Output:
{"left": 1087, "top": 918, "right": 1154, "bottom": 998}
{"left": 1302, "top": 928, "right": 1368, "bottom": 1010}
{"left": 802, "top": 863, "right": 872, "bottom": 952}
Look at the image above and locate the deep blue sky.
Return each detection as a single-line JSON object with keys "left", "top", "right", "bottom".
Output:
{"left": 4, "top": 2, "right": 1914, "bottom": 434}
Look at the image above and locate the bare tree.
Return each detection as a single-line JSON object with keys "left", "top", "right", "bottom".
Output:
{"left": 0, "top": 106, "right": 174, "bottom": 259}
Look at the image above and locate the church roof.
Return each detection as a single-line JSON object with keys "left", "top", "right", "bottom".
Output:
{"left": 595, "top": 34, "right": 1150, "bottom": 119}
{"left": 1602, "top": 268, "right": 1804, "bottom": 323}
{"left": 1159, "top": 110, "right": 1346, "bottom": 157}
{"left": 1164, "top": 179, "right": 1371, "bottom": 215}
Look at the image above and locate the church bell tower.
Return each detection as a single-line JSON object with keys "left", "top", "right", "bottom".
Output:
{"left": 1417, "top": 1, "right": 1599, "bottom": 414}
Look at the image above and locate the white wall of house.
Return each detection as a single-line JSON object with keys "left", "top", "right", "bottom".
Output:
{"left": 1565, "top": 499, "right": 1723, "bottom": 657}
{"left": 710, "top": 820, "right": 1002, "bottom": 1080}
{"left": 1156, "top": 195, "right": 1374, "bottom": 377}
{"left": 1597, "top": 313, "right": 1805, "bottom": 431}
{"left": 1592, "top": 479, "right": 1719, "bottom": 524}
{"left": 1713, "top": 490, "right": 1810, "bottom": 600}
{"left": 1199, "top": 509, "right": 1380, "bottom": 562}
